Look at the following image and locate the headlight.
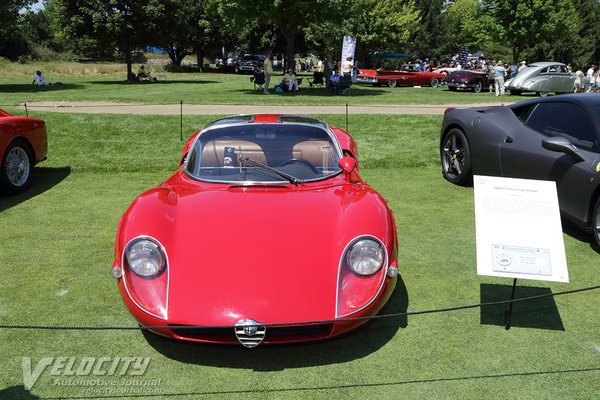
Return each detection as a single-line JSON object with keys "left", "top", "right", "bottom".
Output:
{"left": 125, "top": 238, "right": 166, "bottom": 277}
{"left": 346, "top": 239, "right": 384, "bottom": 276}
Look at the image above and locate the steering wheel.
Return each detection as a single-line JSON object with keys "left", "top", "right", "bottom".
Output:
{"left": 279, "top": 158, "right": 319, "bottom": 174}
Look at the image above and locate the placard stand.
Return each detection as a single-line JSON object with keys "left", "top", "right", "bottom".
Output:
{"left": 504, "top": 278, "right": 518, "bottom": 330}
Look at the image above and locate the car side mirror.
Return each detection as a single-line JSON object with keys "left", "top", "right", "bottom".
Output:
{"left": 338, "top": 156, "right": 357, "bottom": 182}
{"left": 542, "top": 137, "right": 584, "bottom": 162}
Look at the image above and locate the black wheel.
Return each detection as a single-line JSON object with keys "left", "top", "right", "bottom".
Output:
{"left": 441, "top": 128, "right": 472, "bottom": 186}
{"left": 0, "top": 138, "right": 33, "bottom": 195}
{"left": 279, "top": 158, "right": 319, "bottom": 173}
{"left": 387, "top": 80, "right": 397, "bottom": 88}
{"left": 592, "top": 197, "right": 600, "bottom": 247}
{"left": 473, "top": 81, "right": 483, "bottom": 93}
{"left": 448, "top": 86, "right": 457, "bottom": 91}
{"left": 430, "top": 78, "right": 440, "bottom": 88}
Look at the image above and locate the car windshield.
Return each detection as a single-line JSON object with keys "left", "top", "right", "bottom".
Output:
{"left": 184, "top": 122, "right": 343, "bottom": 184}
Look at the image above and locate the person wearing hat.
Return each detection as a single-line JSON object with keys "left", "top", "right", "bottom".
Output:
{"left": 518, "top": 61, "right": 527, "bottom": 72}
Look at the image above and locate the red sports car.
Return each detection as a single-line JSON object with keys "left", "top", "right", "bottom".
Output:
{"left": 357, "top": 68, "right": 445, "bottom": 88}
{"left": 112, "top": 114, "right": 399, "bottom": 347}
{"left": 0, "top": 109, "right": 48, "bottom": 194}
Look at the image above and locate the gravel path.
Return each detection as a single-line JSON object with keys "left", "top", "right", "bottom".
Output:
{"left": 17, "top": 101, "right": 514, "bottom": 115}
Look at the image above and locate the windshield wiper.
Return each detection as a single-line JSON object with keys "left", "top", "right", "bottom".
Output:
{"left": 240, "top": 157, "right": 303, "bottom": 186}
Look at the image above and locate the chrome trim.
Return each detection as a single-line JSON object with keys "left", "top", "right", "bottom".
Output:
{"left": 234, "top": 319, "right": 266, "bottom": 348}
{"left": 335, "top": 235, "right": 389, "bottom": 318}
{"left": 121, "top": 235, "right": 170, "bottom": 321}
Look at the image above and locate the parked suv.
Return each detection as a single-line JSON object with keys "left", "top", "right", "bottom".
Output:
{"left": 236, "top": 54, "right": 265, "bottom": 73}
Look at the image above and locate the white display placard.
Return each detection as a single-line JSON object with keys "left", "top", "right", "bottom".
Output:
{"left": 474, "top": 175, "right": 568, "bottom": 283}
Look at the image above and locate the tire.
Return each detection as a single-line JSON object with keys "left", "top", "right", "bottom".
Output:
{"left": 510, "top": 90, "right": 522, "bottom": 96}
{"left": 592, "top": 197, "right": 600, "bottom": 248}
{"left": 473, "top": 81, "right": 483, "bottom": 93}
{"left": 387, "top": 80, "right": 397, "bottom": 88}
{"left": 0, "top": 138, "right": 33, "bottom": 195}
{"left": 441, "top": 128, "right": 473, "bottom": 186}
{"left": 430, "top": 78, "right": 440, "bottom": 88}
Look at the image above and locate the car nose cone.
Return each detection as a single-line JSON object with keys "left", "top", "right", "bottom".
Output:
{"left": 234, "top": 319, "right": 266, "bottom": 348}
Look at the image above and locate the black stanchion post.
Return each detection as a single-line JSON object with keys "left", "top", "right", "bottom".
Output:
{"left": 24, "top": 102, "right": 28, "bottom": 117}
{"left": 345, "top": 103, "right": 348, "bottom": 132}
{"left": 180, "top": 100, "right": 183, "bottom": 141}
{"left": 504, "top": 278, "right": 518, "bottom": 330}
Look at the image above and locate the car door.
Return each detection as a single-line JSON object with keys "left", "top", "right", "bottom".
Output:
{"left": 550, "top": 65, "right": 576, "bottom": 93}
{"left": 498, "top": 101, "right": 600, "bottom": 221}
{"left": 397, "top": 71, "right": 414, "bottom": 86}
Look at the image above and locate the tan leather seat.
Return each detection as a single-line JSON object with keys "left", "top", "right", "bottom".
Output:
{"left": 202, "top": 140, "right": 267, "bottom": 166}
{"left": 292, "top": 140, "right": 335, "bottom": 168}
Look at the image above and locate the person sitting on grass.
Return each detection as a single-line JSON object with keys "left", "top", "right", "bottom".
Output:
{"left": 282, "top": 69, "right": 299, "bottom": 92}
{"left": 137, "top": 65, "right": 156, "bottom": 82}
{"left": 32, "top": 70, "right": 48, "bottom": 86}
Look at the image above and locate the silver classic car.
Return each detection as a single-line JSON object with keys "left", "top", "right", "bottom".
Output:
{"left": 505, "top": 62, "right": 575, "bottom": 96}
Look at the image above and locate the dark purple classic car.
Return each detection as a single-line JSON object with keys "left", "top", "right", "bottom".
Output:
{"left": 445, "top": 70, "right": 492, "bottom": 93}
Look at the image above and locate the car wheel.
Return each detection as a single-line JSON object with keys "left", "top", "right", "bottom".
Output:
{"left": 441, "top": 128, "right": 472, "bottom": 186}
{"left": 430, "top": 78, "right": 440, "bottom": 88}
{"left": 510, "top": 90, "right": 522, "bottom": 95}
{"left": 593, "top": 197, "right": 600, "bottom": 248}
{"left": 473, "top": 81, "right": 483, "bottom": 93}
{"left": 0, "top": 138, "right": 33, "bottom": 195}
{"left": 387, "top": 80, "right": 397, "bottom": 88}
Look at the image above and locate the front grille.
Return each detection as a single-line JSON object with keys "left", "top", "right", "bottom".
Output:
{"left": 168, "top": 323, "right": 334, "bottom": 341}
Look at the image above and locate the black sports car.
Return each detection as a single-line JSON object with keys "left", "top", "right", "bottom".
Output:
{"left": 440, "top": 93, "right": 600, "bottom": 245}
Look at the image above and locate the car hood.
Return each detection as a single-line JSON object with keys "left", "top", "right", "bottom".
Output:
{"left": 118, "top": 180, "right": 395, "bottom": 325}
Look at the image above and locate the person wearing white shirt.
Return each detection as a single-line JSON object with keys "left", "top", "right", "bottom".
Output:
{"left": 32, "top": 70, "right": 47, "bottom": 86}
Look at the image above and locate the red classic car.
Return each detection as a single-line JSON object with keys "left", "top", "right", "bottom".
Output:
{"left": 357, "top": 68, "right": 445, "bottom": 88}
{"left": 112, "top": 114, "right": 399, "bottom": 347}
{"left": 0, "top": 109, "right": 48, "bottom": 194}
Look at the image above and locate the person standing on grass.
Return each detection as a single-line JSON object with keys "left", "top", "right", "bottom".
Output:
{"left": 342, "top": 56, "right": 353, "bottom": 77}
{"left": 494, "top": 61, "right": 505, "bottom": 96}
{"left": 574, "top": 67, "right": 584, "bottom": 93}
{"left": 263, "top": 52, "right": 273, "bottom": 94}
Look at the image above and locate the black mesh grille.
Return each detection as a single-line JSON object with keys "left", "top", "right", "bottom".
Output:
{"left": 169, "top": 324, "right": 333, "bottom": 340}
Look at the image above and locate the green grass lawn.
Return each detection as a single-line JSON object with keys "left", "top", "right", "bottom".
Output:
{"left": 1, "top": 111, "right": 599, "bottom": 399}
{"left": 0, "top": 66, "right": 526, "bottom": 106}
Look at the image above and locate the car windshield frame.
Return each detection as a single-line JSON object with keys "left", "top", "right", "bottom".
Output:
{"left": 183, "top": 119, "right": 344, "bottom": 185}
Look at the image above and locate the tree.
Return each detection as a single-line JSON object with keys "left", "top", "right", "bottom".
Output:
{"left": 408, "top": 0, "right": 447, "bottom": 58}
{"left": 213, "top": 0, "right": 345, "bottom": 70}
{"left": 0, "top": 0, "right": 34, "bottom": 60}
{"left": 443, "top": 0, "right": 499, "bottom": 60}
{"left": 0, "top": 0, "right": 33, "bottom": 38}
{"left": 344, "top": 0, "right": 420, "bottom": 65}
{"left": 572, "top": 0, "right": 600, "bottom": 67}
{"left": 54, "top": 0, "right": 164, "bottom": 80}
{"left": 483, "top": 0, "right": 582, "bottom": 64}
